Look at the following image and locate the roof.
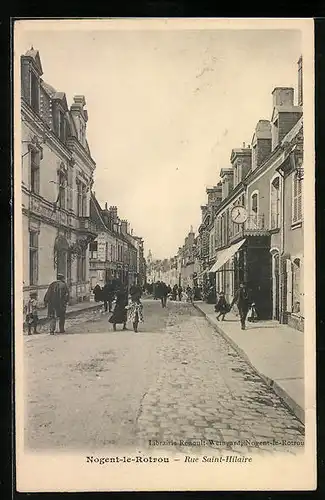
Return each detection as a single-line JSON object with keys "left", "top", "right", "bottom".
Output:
{"left": 24, "top": 48, "right": 43, "bottom": 75}
{"left": 281, "top": 116, "right": 303, "bottom": 145}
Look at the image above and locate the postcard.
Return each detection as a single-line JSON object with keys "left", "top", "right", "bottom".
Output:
{"left": 14, "top": 17, "right": 316, "bottom": 491}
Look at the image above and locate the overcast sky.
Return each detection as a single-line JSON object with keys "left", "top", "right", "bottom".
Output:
{"left": 16, "top": 22, "right": 302, "bottom": 259}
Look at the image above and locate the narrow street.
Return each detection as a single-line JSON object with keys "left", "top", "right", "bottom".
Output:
{"left": 25, "top": 300, "right": 304, "bottom": 454}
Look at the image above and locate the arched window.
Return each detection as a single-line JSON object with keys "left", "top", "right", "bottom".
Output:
{"left": 270, "top": 175, "right": 281, "bottom": 229}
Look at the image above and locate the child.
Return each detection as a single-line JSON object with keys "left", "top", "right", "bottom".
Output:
{"left": 126, "top": 298, "right": 144, "bottom": 333}
{"left": 214, "top": 291, "right": 229, "bottom": 321}
{"left": 25, "top": 292, "right": 39, "bottom": 335}
{"left": 247, "top": 302, "right": 258, "bottom": 322}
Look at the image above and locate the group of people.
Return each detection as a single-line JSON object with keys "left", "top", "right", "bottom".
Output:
{"left": 24, "top": 273, "right": 69, "bottom": 335}
{"left": 214, "top": 283, "right": 258, "bottom": 330}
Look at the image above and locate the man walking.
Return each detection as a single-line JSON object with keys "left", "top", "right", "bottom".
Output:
{"left": 159, "top": 281, "right": 168, "bottom": 308}
{"left": 44, "top": 273, "right": 69, "bottom": 334}
{"left": 230, "top": 283, "right": 250, "bottom": 330}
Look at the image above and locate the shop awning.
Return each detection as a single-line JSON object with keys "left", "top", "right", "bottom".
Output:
{"left": 208, "top": 239, "right": 246, "bottom": 273}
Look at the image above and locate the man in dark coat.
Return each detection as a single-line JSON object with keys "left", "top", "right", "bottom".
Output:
{"left": 230, "top": 283, "right": 250, "bottom": 330}
{"left": 102, "top": 281, "right": 115, "bottom": 312}
{"left": 160, "top": 281, "right": 168, "bottom": 308}
{"left": 44, "top": 273, "right": 69, "bottom": 334}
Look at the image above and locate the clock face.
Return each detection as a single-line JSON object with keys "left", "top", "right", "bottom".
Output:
{"left": 231, "top": 205, "right": 248, "bottom": 224}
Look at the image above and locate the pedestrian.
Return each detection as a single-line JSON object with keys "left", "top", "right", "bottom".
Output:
{"left": 102, "top": 281, "right": 114, "bottom": 312}
{"left": 44, "top": 273, "right": 69, "bottom": 334}
{"left": 186, "top": 285, "right": 193, "bottom": 303}
{"left": 93, "top": 283, "right": 103, "bottom": 302}
{"left": 214, "top": 291, "right": 229, "bottom": 321}
{"left": 25, "top": 291, "right": 39, "bottom": 335}
{"left": 130, "top": 280, "right": 142, "bottom": 302}
{"left": 126, "top": 296, "right": 144, "bottom": 333}
{"left": 160, "top": 281, "right": 168, "bottom": 308}
{"left": 172, "top": 284, "right": 178, "bottom": 301}
{"left": 108, "top": 286, "right": 128, "bottom": 331}
{"left": 178, "top": 285, "right": 183, "bottom": 301}
{"left": 230, "top": 283, "right": 250, "bottom": 330}
{"left": 247, "top": 302, "right": 258, "bottom": 323}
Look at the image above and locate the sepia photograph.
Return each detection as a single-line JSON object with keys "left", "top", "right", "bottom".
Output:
{"left": 14, "top": 18, "right": 315, "bottom": 491}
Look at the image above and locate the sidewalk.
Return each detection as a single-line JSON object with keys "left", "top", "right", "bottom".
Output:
{"left": 193, "top": 301, "right": 304, "bottom": 424}
{"left": 36, "top": 300, "right": 103, "bottom": 324}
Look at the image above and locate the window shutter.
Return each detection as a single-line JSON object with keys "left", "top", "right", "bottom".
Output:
{"left": 286, "top": 259, "right": 293, "bottom": 312}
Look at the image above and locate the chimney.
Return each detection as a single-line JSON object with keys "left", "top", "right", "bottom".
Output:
{"left": 109, "top": 205, "right": 118, "bottom": 222}
{"left": 220, "top": 167, "right": 234, "bottom": 200}
{"left": 105, "top": 202, "right": 108, "bottom": 210}
{"left": 272, "top": 87, "right": 294, "bottom": 107}
{"left": 120, "top": 219, "right": 128, "bottom": 234}
{"left": 230, "top": 147, "right": 252, "bottom": 186}
{"left": 251, "top": 120, "right": 272, "bottom": 171}
{"left": 298, "top": 56, "right": 303, "bottom": 106}
{"left": 206, "top": 185, "right": 222, "bottom": 207}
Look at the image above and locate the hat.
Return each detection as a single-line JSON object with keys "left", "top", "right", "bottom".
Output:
{"left": 57, "top": 273, "right": 65, "bottom": 279}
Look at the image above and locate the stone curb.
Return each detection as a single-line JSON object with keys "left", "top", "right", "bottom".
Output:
{"left": 193, "top": 303, "right": 304, "bottom": 425}
{"left": 26, "top": 303, "right": 103, "bottom": 328}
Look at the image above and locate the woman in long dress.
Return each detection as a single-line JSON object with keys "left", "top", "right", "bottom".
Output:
{"left": 108, "top": 288, "right": 128, "bottom": 331}
{"left": 126, "top": 298, "right": 144, "bottom": 333}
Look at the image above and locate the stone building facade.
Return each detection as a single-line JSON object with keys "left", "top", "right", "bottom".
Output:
{"left": 21, "top": 48, "right": 97, "bottom": 307}
{"left": 200, "top": 57, "right": 304, "bottom": 329}
{"left": 89, "top": 197, "right": 143, "bottom": 290}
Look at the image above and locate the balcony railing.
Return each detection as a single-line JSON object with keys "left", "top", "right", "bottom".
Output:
{"left": 229, "top": 214, "right": 269, "bottom": 242}
{"left": 78, "top": 217, "right": 98, "bottom": 235}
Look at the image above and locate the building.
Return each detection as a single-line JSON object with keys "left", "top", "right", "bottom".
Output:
{"left": 204, "top": 57, "right": 303, "bottom": 329}
{"left": 21, "top": 48, "right": 97, "bottom": 307}
{"left": 88, "top": 197, "right": 143, "bottom": 289}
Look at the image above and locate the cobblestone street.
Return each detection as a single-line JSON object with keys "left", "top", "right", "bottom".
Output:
{"left": 25, "top": 300, "right": 304, "bottom": 455}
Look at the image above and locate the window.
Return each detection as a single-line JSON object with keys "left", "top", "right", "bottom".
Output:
{"left": 292, "top": 172, "right": 303, "bottom": 224}
{"left": 89, "top": 241, "right": 98, "bottom": 260}
{"left": 30, "top": 71, "right": 39, "bottom": 113}
{"left": 270, "top": 176, "right": 281, "bottom": 229}
{"left": 29, "top": 231, "right": 38, "bottom": 285}
{"left": 77, "top": 181, "right": 87, "bottom": 216}
{"left": 58, "top": 170, "right": 67, "bottom": 209}
{"left": 30, "top": 150, "right": 40, "bottom": 194}
{"left": 105, "top": 242, "right": 109, "bottom": 261}
{"left": 251, "top": 193, "right": 258, "bottom": 214}
{"left": 77, "top": 248, "right": 86, "bottom": 282}
{"left": 292, "top": 258, "right": 301, "bottom": 314}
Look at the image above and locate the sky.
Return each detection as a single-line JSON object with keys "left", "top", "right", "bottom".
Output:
{"left": 16, "top": 22, "right": 302, "bottom": 259}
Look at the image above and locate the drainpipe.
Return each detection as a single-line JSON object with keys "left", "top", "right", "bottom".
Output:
{"left": 277, "top": 168, "right": 285, "bottom": 323}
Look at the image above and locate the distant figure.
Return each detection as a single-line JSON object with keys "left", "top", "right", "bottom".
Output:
{"left": 158, "top": 281, "right": 168, "bottom": 308}
{"left": 25, "top": 291, "right": 39, "bottom": 335}
{"left": 214, "top": 291, "right": 229, "bottom": 321}
{"left": 44, "top": 274, "right": 69, "bottom": 334}
{"left": 108, "top": 287, "right": 128, "bottom": 331}
{"left": 178, "top": 285, "right": 183, "bottom": 301}
{"left": 126, "top": 296, "right": 144, "bottom": 333}
{"left": 186, "top": 286, "right": 193, "bottom": 303}
{"left": 172, "top": 284, "right": 178, "bottom": 301}
{"left": 102, "top": 281, "right": 114, "bottom": 312}
{"left": 93, "top": 283, "right": 102, "bottom": 303}
{"left": 230, "top": 283, "right": 250, "bottom": 330}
